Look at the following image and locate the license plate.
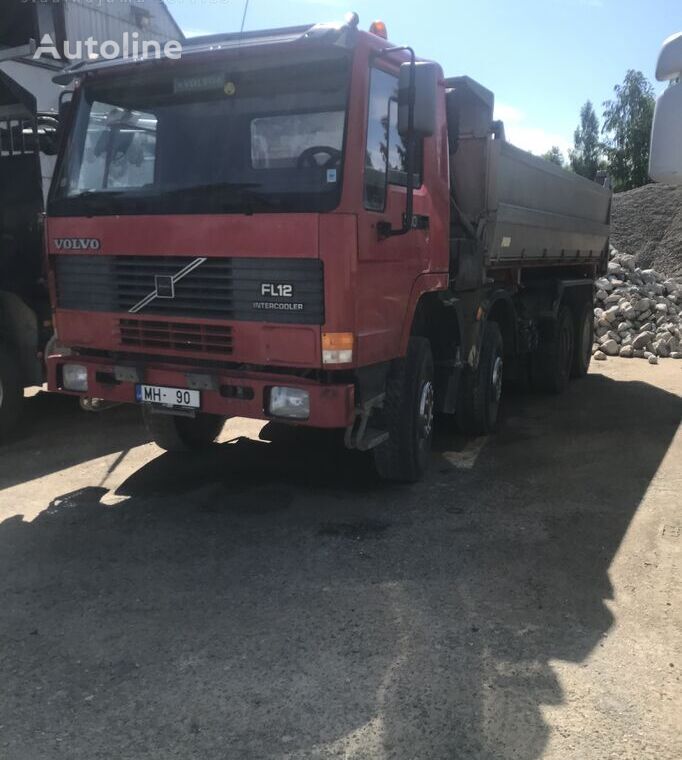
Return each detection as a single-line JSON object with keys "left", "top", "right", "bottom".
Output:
{"left": 135, "top": 384, "right": 201, "bottom": 409}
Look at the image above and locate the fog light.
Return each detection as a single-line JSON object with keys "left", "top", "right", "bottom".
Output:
{"left": 62, "top": 363, "right": 88, "bottom": 392}
{"left": 323, "top": 349, "right": 353, "bottom": 364}
{"left": 269, "top": 387, "right": 310, "bottom": 420}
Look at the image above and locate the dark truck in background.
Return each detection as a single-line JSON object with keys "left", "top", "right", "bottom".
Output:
{"left": 45, "top": 15, "right": 611, "bottom": 481}
{"left": 0, "top": 45, "right": 59, "bottom": 439}
{"left": 0, "top": 0, "right": 182, "bottom": 440}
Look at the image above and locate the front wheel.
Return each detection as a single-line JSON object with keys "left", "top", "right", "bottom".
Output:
{"left": 0, "top": 345, "right": 24, "bottom": 443}
{"left": 373, "top": 337, "right": 435, "bottom": 483}
{"left": 142, "top": 407, "right": 226, "bottom": 452}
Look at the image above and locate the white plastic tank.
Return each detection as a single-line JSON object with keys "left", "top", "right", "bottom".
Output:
{"left": 649, "top": 32, "right": 682, "bottom": 185}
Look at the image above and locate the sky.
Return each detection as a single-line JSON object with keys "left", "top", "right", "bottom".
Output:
{"left": 165, "top": 0, "right": 678, "bottom": 159}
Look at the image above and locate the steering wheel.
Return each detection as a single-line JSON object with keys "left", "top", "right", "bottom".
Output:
{"left": 297, "top": 146, "right": 342, "bottom": 169}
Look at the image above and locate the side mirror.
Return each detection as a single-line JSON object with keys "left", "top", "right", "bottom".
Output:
{"left": 52, "top": 90, "right": 75, "bottom": 149}
{"left": 649, "top": 82, "right": 682, "bottom": 185}
{"left": 58, "top": 92, "right": 74, "bottom": 125}
{"left": 398, "top": 61, "right": 438, "bottom": 138}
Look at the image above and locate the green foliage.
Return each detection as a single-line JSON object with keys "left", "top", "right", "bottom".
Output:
{"left": 602, "top": 70, "right": 656, "bottom": 191}
{"left": 570, "top": 101, "right": 601, "bottom": 180}
{"left": 542, "top": 146, "right": 565, "bottom": 166}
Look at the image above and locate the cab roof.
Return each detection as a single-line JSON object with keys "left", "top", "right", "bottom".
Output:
{"left": 54, "top": 18, "right": 365, "bottom": 85}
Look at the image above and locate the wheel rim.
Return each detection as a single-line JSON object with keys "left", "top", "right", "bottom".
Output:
{"left": 418, "top": 380, "right": 435, "bottom": 442}
{"left": 491, "top": 355, "right": 504, "bottom": 402}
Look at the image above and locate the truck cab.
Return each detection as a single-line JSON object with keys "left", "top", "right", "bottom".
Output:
{"left": 46, "top": 15, "right": 610, "bottom": 481}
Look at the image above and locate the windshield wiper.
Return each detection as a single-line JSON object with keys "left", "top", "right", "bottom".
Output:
{"left": 154, "top": 182, "right": 264, "bottom": 199}
{"left": 237, "top": 189, "right": 283, "bottom": 214}
{"left": 58, "top": 189, "right": 128, "bottom": 215}
{"left": 68, "top": 190, "right": 127, "bottom": 200}
{"left": 57, "top": 183, "right": 286, "bottom": 216}
{"left": 153, "top": 182, "right": 283, "bottom": 215}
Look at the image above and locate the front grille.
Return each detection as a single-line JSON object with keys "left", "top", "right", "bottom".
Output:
{"left": 118, "top": 319, "right": 233, "bottom": 355}
{"left": 55, "top": 255, "right": 324, "bottom": 325}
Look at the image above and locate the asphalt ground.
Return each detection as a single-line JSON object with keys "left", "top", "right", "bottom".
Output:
{"left": 0, "top": 360, "right": 680, "bottom": 759}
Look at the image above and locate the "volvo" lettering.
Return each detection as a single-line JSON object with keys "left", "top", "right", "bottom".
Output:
{"left": 55, "top": 238, "right": 101, "bottom": 251}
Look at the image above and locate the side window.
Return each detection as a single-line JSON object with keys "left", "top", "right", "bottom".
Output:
{"left": 364, "top": 68, "right": 423, "bottom": 211}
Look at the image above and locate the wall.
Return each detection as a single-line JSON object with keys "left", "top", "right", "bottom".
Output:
{"left": 63, "top": 0, "right": 183, "bottom": 50}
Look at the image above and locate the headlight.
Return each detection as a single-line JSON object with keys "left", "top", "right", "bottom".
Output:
{"left": 268, "top": 387, "right": 310, "bottom": 420}
{"left": 62, "top": 363, "right": 88, "bottom": 392}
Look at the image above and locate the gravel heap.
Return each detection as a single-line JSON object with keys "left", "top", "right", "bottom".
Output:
{"left": 592, "top": 248, "right": 682, "bottom": 364}
{"left": 610, "top": 184, "right": 682, "bottom": 279}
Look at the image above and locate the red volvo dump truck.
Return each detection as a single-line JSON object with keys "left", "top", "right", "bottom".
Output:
{"left": 45, "top": 15, "right": 611, "bottom": 481}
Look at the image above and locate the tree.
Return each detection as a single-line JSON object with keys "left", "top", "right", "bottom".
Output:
{"left": 542, "top": 146, "right": 565, "bottom": 167}
{"left": 602, "top": 70, "right": 656, "bottom": 191}
{"left": 570, "top": 100, "right": 601, "bottom": 180}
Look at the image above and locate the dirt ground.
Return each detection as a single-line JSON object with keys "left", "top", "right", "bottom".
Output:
{"left": 0, "top": 360, "right": 680, "bottom": 760}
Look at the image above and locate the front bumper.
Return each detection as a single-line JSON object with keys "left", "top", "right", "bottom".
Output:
{"left": 47, "top": 354, "right": 355, "bottom": 429}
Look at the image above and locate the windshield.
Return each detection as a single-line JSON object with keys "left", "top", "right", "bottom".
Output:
{"left": 49, "top": 52, "right": 350, "bottom": 216}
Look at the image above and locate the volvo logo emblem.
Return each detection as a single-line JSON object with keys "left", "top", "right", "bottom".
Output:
{"left": 155, "top": 275, "right": 175, "bottom": 299}
{"left": 129, "top": 257, "right": 207, "bottom": 313}
{"left": 55, "top": 238, "right": 101, "bottom": 251}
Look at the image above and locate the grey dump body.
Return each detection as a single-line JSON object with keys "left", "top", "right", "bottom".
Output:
{"left": 447, "top": 76, "right": 611, "bottom": 276}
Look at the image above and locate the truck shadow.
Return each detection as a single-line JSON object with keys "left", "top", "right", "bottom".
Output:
{"left": 0, "top": 375, "right": 679, "bottom": 759}
{"left": 0, "top": 391, "right": 150, "bottom": 492}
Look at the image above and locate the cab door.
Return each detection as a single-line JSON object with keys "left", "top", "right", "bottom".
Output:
{"left": 356, "top": 64, "right": 432, "bottom": 365}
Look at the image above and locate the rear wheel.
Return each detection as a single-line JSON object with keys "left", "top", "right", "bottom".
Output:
{"left": 571, "top": 301, "right": 594, "bottom": 378}
{"left": 142, "top": 408, "right": 225, "bottom": 452}
{"left": 457, "top": 321, "right": 504, "bottom": 435}
{"left": 530, "top": 305, "right": 575, "bottom": 394}
{"left": 0, "top": 345, "right": 24, "bottom": 442}
{"left": 373, "top": 337, "right": 434, "bottom": 483}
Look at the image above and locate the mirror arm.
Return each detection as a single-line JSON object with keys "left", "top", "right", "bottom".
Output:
{"left": 373, "top": 46, "right": 417, "bottom": 238}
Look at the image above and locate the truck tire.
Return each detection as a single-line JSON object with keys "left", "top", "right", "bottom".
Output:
{"left": 456, "top": 321, "right": 504, "bottom": 435}
{"left": 530, "top": 305, "right": 575, "bottom": 394}
{"left": 142, "top": 408, "right": 225, "bottom": 452}
{"left": 0, "top": 345, "right": 24, "bottom": 442}
{"left": 571, "top": 301, "right": 594, "bottom": 378}
{"left": 373, "top": 337, "right": 434, "bottom": 483}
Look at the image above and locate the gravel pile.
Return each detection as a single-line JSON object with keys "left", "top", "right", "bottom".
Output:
{"left": 592, "top": 248, "right": 682, "bottom": 364}
{"left": 610, "top": 184, "right": 682, "bottom": 279}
